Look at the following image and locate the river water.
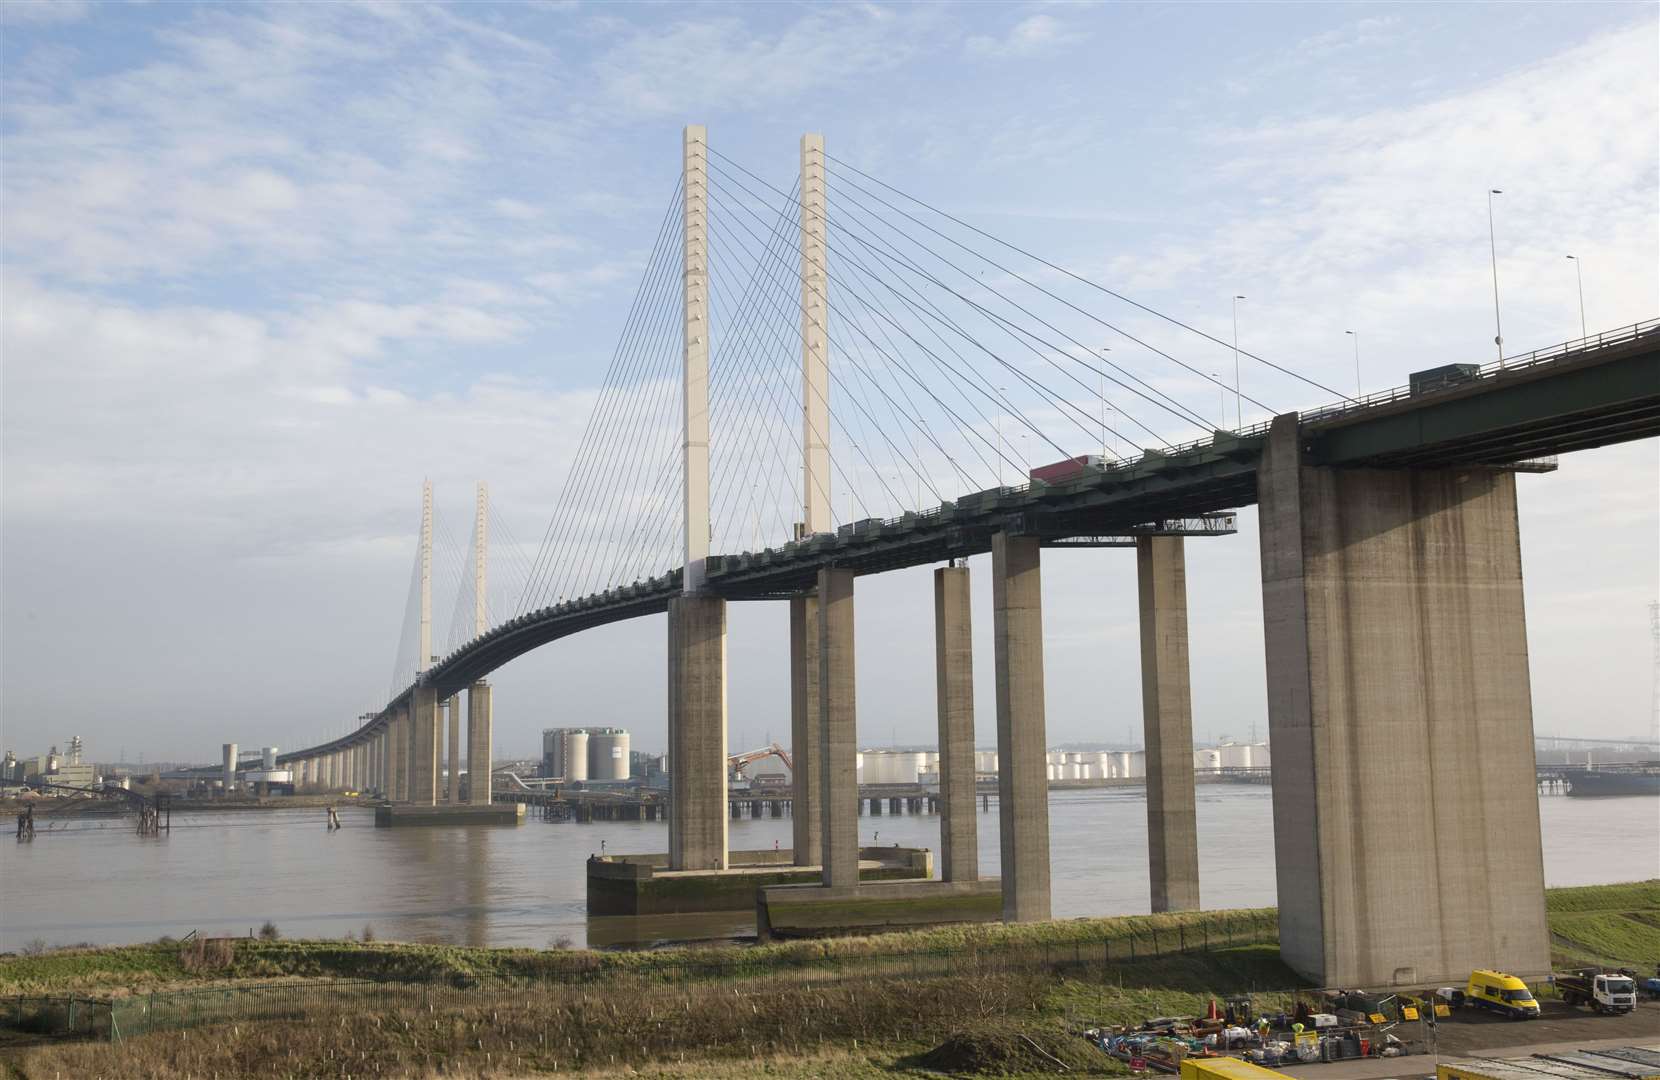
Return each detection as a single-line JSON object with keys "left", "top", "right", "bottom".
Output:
{"left": 2, "top": 787, "right": 1655, "bottom": 951}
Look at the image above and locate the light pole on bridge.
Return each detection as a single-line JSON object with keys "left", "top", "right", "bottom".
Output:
{"left": 1346, "top": 330, "right": 1360, "bottom": 400}
{"left": 1565, "top": 255, "right": 1587, "bottom": 340}
{"left": 1231, "top": 296, "right": 1245, "bottom": 428}
{"left": 1487, "top": 189, "right": 1505, "bottom": 365}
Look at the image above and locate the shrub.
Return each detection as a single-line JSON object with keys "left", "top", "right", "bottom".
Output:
{"left": 258, "top": 921, "right": 280, "bottom": 941}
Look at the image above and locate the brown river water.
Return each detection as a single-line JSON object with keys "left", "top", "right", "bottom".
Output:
{"left": 2, "top": 786, "right": 1654, "bottom": 951}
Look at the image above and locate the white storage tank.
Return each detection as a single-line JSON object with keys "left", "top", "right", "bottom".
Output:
{"left": 588, "top": 729, "right": 630, "bottom": 781}
{"left": 975, "top": 750, "right": 998, "bottom": 774}
{"left": 261, "top": 746, "right": 278, "bottom": 770}
{"left": 1218, "top": 743, "right": 1253, "bottom": 769}
{"left": 544, "top": 728, "right": 590, "bottom": 781}
{"left": 1193, "top": 748, "right": 1222, "bottom": 773}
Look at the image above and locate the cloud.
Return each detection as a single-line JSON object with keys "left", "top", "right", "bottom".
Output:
{"left": 965, "top": 14, "right": 1082, "bottom": 59}
{"left": 0, "top": 0, "right": 89, "bottom": 25}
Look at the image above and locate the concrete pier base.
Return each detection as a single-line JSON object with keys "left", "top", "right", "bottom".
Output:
{"left": 818, "top": 568, "right": 859, "bottom": 890}
{"left": 445, "top": 693, "right": 461, "bottom": 803}
{"left": 758, "top": 878, "right": 1001, "bottom": 940}
{"left": 375, "top": 803, "right": 523, "bottom": 828}
{"left": 934, "top": 565, "right": 979, "bottom": 883}
{"left": 1258, "top": 413, "right": 1549, "bottom": 987}
{"left": 1138, "top": 535, "right": 1201, "bottom": 912}
{"left": 590, "top": 847, "right": 931, "bottom": 917}
{"left": 992, "top": 532, "right": 1051, "bottom": 922}
{"left": 668, "top": 595, "right": 728, "bottom": 870}
{"left": 789, "top": 594, "right": 822, "bottom": 870}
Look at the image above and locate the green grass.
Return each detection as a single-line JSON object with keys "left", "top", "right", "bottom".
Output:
{"left": 1541, "top": 880, "right": 1660, "bottom": 968}
{"left": 4, "top": 881, "right": 1654, "bottom": 998}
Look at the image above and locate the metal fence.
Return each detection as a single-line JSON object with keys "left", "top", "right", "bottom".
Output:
{"left": 4, "top": 910, "right": 1278, "bottom": 1043}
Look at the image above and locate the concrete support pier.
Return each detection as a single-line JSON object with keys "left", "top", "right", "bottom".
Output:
{"left": 933, "top": 565, "right": 978, "bottom": 882}
{"left": 411, "top": 687, "right": 439, "bottom": 806}
{"left": 1258, "top": 413, "right": 1549, "bottom": 987}
{"left": 789, "top": 594, "right": 822, "bottom": 869}
{"left": 992, "top": 532, "right": 1051, "bottom": 922}
{"left": 466, "top": 682, "right": 492, "bottom": 805}
{"left": 818, "top": 568, "right": 859, "bottom": 890}
{"left": 445, "top": 693, "right": 461, "bottom": 803}
{"left": 668, "top": 595, "right": 728, "bottom": 870}
{"left": 1137, "top": 535, "right": 1201, "bottom": 913}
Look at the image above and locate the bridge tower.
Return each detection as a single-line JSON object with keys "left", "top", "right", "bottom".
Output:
{"left": 667, "top": 124, "right": 729, "bottom": 870}
{"left": 465, "top": 481, "right": 492, "bottom": 806}
{"left": 791, "top": 132, "right": 829, "bottom": 869}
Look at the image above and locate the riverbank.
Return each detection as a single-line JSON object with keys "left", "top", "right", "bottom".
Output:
{"left": 2, "top": 881, "right": 1655, "bottom": 1079}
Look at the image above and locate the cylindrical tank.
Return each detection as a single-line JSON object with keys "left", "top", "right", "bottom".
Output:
{"left": 222, "top": 743, "right": 238, "bottom": 790}
{"left": 1194, "top": 748, "right": 1221, "bottom": 772}
{"left": 1218, "top": 743, "right": 1252, "bottom": 769}
{"left": 563, "top": 730, "right": 589, "bottom": 782}
{"left": 261, "top": 746, "right": 278, "bottom": 770}
{"left": 587, "top": 729, "right": 630, "bottom": 781}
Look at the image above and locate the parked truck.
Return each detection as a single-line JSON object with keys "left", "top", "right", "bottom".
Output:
{"left": 1554, "top": 968, "right": 1639, "bottom": 1014}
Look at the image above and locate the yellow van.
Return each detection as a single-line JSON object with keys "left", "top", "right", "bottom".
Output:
{"left": 1465, "top": 970, "right": 1540, "bottom": 1019}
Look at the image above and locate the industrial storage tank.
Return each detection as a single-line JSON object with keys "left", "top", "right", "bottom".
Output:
{"left": 587, "top": 729, "right": 631, "bottom": 781}
{"left": 544, "top": 728, "right": 590, "bottom": 781}
{"left": 261, "top": 746, "right": 278, "bottom": 770}
{"left": 1218, "top": 743, "right": 1254, "bottom": 769}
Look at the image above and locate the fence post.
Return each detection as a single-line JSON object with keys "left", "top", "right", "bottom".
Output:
{"left": 68, "top": 995, "right": 75, "bottom": 1033}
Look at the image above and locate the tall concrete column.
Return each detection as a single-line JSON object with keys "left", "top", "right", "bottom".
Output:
{"left": 445, "top": 694, "right": 461, "bottom": 802}
{"left": 411, "top": 687, "right": 439, "bottom": 806}
{"left": 466, "top": 682, "right": 492, "bottom": 805}
{"left": 668, "top": 595, "right": 727, "bottom": 870}
{"left": 789, "top": 594, "right": 822, "bottom": 868}
{"left": 934, "top": 565, "right": 978, "bottom": 882}
{"left": 1138, "top": 535, "right": 1201, "bottom": 913}
{"left": 390, "top": 708, "right": 409, "bottom": 802}
{"left": 817, "top": 568, "right": 859, "bottom": 890}
{"left": 1258, "top": 413, "right": 1548, "bottom": 986}
{"left": 222, "top": 743, "right": 237, "bottom": 794}
{"left": 992, "top": 532, "right": 1051, "bottom": 922}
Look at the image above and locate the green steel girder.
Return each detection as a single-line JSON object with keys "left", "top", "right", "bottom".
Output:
{"left": 1306, "top": 337, "right": 1660, "bottom": 467}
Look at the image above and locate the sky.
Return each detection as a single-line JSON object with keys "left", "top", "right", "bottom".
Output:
{"left": 2, "top": 1, "right": 1656, "bottom": 765}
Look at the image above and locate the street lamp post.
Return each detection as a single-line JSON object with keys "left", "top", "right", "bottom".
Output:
{"left": 1565, "top": 255, "right": 1586, "bottom": 339}
{"left": 1098, "top": 347, "right": 1111, "bottom": 460}
{"left": 1345, "top": 330, "right": 1360, "bottom": 400}
{"left": 1487, "top": 189, "right": 1505, "bottom": 364}
{"left": 997, "top": 385, "right": 1008, "bottom": 487}
{"left": 1231, "top": 295, "right": 1246, "bottom": 427}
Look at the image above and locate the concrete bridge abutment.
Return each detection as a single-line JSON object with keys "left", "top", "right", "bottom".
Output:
{"left": 1258, "top": 412, "right": 1549, "bottom": 987}
{"left": 668, "top": 595, "right": 728, "bottom": 870}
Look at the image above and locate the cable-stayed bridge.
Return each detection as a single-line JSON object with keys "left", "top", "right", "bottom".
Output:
{"left": 271, "top": 127, "right": 1660, "bottom": 987}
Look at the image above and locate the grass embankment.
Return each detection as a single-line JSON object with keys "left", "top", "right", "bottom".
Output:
{"left": 1544, "top": 879, "right": 1660, "bottom": 969}
{"left": 0, "top": 906, "right": 1276, "bottom": 996}
{"left": 14, "top": 947, "right": 1298, "bottom": 1080}
{"left": 4, "top": 883, "right": 1655, "bottom": 1079}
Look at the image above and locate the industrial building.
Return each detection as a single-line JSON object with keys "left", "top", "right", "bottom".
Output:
{"left": 861, "top": 741, "right": 1272, "bottom": 785}
{"left": 542, "top": 727, "right": 631, "bottom": 783}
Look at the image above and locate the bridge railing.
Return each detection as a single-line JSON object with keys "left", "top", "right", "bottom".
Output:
{"left": 1297, "top": 317, "right": 1660, "bottom": 427}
